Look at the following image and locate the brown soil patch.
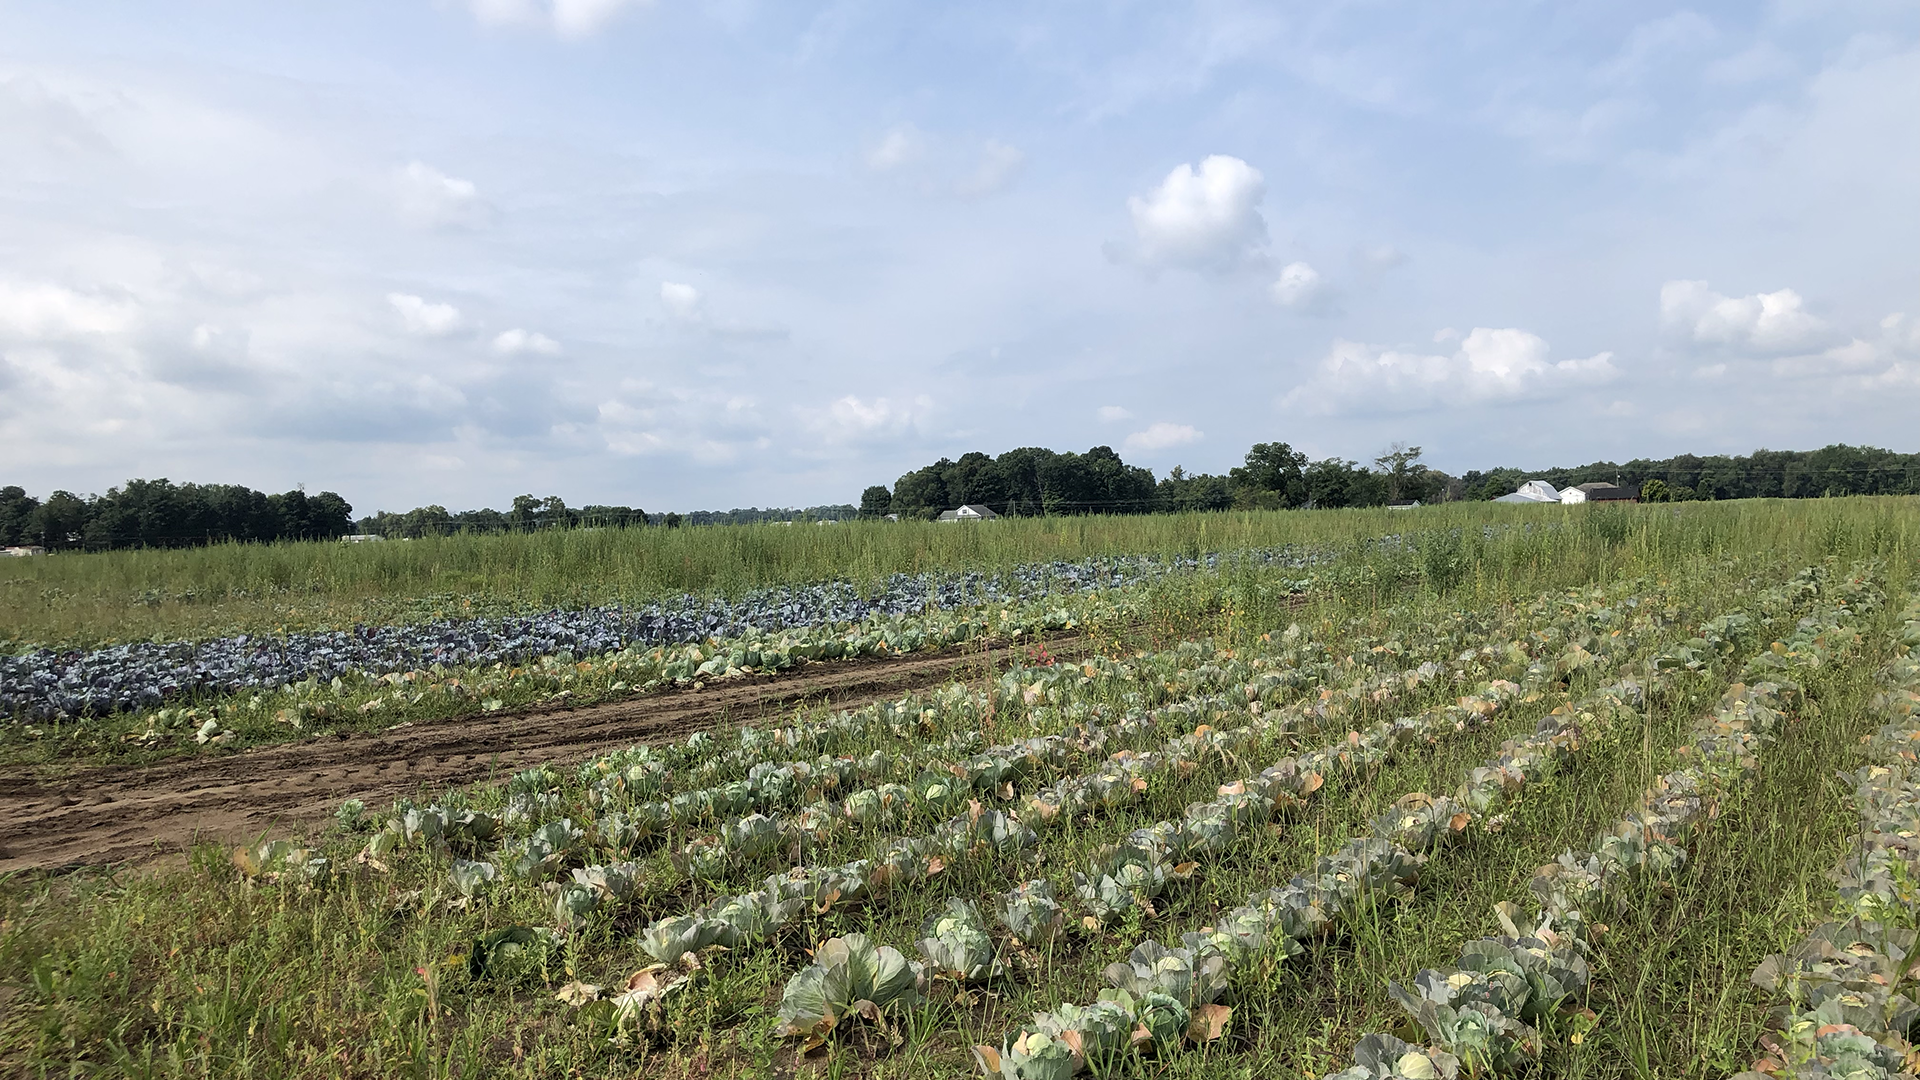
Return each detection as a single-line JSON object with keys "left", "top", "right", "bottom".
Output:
{"left": 0, "top": 637, "right": 1085, "bottom": 874}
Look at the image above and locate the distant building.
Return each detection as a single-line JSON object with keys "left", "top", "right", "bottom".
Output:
{"left": 1561, "top": 482, "right": 1638, "bottom": 504}
{"left": 1386, "top": 500, "right": 1421, "bottom": 510}
{"left": 3, "top": 545, "right": 46, "bottom": 556}
{"left": 341, "top": 534, "right": 385, "bottom": 543}
{"left": 1493, "top": 480, "right": 1561, "bottom": 504}
{"left": 937, "top": 504, "right": 999, "bottom": 522}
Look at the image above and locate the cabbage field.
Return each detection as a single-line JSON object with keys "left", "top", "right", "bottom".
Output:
{"left": 3, "top": 498, "right": 1920, "bottom": 1079}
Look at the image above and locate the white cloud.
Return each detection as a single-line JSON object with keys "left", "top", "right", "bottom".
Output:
{"left": 467, "top": 0, "right": 650, "bottom": 37}
{"left": 660, "top": 281, "right": 702, "bottom": 322}
{"left": 1270, "top": 261, "right": 1330, "bottom": 312}
{"left": 1660, "top": 279, "right": 1831, "bottom": 353}
{"left": 493, "top": 328, "right": 561, "bottom": 355}
{"left": 1284, "top": 327, "right": 1617, "bottom": 414}
{"left": 1097, "top": 405, "right": 1132, "bottom": 422}
{"left": 395, "top": 161, "right": 493, "bottom": 230}
{"left": 867, "top": 124, "right": 923, "bottom": 171}
{"left": 0, "top": 282, "right": 136, "bottom": 339}
{"left": 388, "top": 292, "right": 461, "bottom": 336}
{"left": 954, "top": 140, "right": 1025, "bottom": 197}
{"left": 1124, "top": 421, "right": 1202, "bottom": 451}
{"left": 1125, "top": 155, "right": 1267, "bottom": 269}
{"left": 802, "top": 394, "right": 926, "bottom": 445}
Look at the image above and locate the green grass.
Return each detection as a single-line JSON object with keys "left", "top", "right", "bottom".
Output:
{"left": 5, "top": 498, "right": 1914, "bottom": 651}
{"left": 0, "top": 499, "right": 1916, "bottom": 1078}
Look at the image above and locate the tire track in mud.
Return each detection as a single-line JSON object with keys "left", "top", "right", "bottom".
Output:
{"left": 0, "top": 637, "right": 1088, "bottom": 873}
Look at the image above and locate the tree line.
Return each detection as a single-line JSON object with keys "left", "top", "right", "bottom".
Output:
{"left": 862, "top": 442, "right": 1444, "bottom": 519}
{"left": 8, "top": 442, "right": 1914, "bottom": 553}
{"left": 352, "top": 495, "right": 653, "bottom": 538}
{"left": 351, "top": 498, "right": 861, "bottom": 537}
{"left": 863, "top": 441, "right": 1920, "bottom": 519}
{"left": 1456, "top": 444, "right": 1920, "bottom": 502}
{"left": 0, "top": 480, "right": 354, "bottom": 551}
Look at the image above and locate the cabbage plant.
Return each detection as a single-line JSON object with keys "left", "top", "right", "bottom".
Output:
{"left": 774, "top": 933, "right": 925, "bottom": 1046}
{"left": 998, "top": 880, "right": 1064, "bottom": 945}
{"left": 723, "top": 813, "right": 782, "bottom": 859}
{"left": 915, "top": 898, "right": 1004, "bottom": 982}
{"left": 449, "top": 858, "right": 499, "bottom": 899}
{"left": 1102, "top": 940, "right": 1228, "bottom": 1009}
{"left": 1324, "top": 1033, "right": 1462, "bottom": 1079}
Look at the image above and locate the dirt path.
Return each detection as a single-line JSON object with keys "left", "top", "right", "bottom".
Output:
{"left": 0, "top": 638, "right": 1083, "bottom": 874}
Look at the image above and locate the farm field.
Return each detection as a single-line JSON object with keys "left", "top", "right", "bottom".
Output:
{"left": 2, "top": 498, "right": 1918, "bottom": 1079}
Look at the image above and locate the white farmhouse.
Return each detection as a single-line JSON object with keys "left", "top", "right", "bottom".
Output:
{"left": 1492, "top": 480, "right": 1560, "bottom": 504}
{"left": 937, "top": 504, "right": 999, "bottom": 522}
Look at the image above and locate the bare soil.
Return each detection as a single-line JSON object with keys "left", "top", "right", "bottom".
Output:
{"left": 0, "top": 638, "right": 1082, "bottom": 873}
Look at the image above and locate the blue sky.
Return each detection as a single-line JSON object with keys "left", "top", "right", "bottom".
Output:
{"left": 1, "top": 1, "right": 1916, "bottom": 514}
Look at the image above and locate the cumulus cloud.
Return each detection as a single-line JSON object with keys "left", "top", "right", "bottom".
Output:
{"left": 0, "top": 282, "right": 136, "bottom": 339}
{"left": 1097, "top": 405, "right": 1132, "bottom": 421}
{"left": 388, "top": 292, "right": 461, "bottom": 336}
{"left": 395, "top": 161, "right": 493, "bottom": 230}
{"left": 866, "top": 124, "right": 923, "bottom": 171}
{"left": 1283, "top": 327, "right": 1617, "bottom": 414}
{"left": 1124, "top": 421, "right": 1202, "bottom": 451}
{"left": 493, "top": 328, "right": 560, "bottom": 355}
{"left": 1123, "top": 155, "right": 1267, "bottom": 269}
{"left": 954, "top": 140, "right": 1025, "bottom": 197}
{"left": 1769, "top": 311, "right": 1920, "bottom": 381}
{"left": 660, "top": 281, "right": 702, "bottom": 322}
{"left": 867, "top": 126, "right": 1024, "bottom": 198}
{"left": 1660, "top": 279, "right": 1831, "bottom": 353}
{"left": 467, "top": 0, "right": 650, "bottom": 37}
{"left": 1270, "top": 262, "right": 1332, "bottom": 313}
{"left": 801, "top": 394, "right": 926, "bottom": 445}
{"left": 656, "top": 280, "right": 785, "bottom": 341}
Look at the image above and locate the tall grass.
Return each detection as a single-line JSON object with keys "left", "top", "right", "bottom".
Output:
{"left": 4, "top": 498, "right": 1915, "bottom": 650}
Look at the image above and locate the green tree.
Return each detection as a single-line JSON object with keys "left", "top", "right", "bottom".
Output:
{"left": 0, "top": 485, "right": 42, "bottom": 545}
{"left": 890, "top": 461, "right": 951, "bottom": 520}
{"left": 858, "top": 485, "right": 893, "bottom": 518}
{"left": 1373, "top": 443, "right": 1429, "bottom": 503}
{"left": 1229, "top": 442, "right": 1308, "bottom": 508}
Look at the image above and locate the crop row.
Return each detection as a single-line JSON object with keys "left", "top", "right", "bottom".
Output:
{"left": 4, "top": 547, "right": 1328, "bottom": 721}
{"left": 963, "top": 567, "right": 1773, "bottom": 1077}
{"left": 342, "top": 591, "right": 1554, "bottom": 896}
{"left": 1731, "top": 593, "right": 1920, "bottom": 1080}
{"left": 1325, "top": 561, "right": 1883, "bottom": 1079}
{"left": 753, "top": 569, "right": 1725, "bottom": 1066}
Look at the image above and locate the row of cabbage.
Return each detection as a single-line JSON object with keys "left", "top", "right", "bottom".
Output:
{"left": 1731, "top": 594, "right": 1920, "bottom": 1080}
{"left": 340, "top": 594, "right": 1546, "bottom": 900}
{"left": 1326, "top": 561, "right": 1882, "bottom": 1080}
{"left": 964, "top": 568, "right": 1756, "bottom": 1078}
{"left": 610, "top": 580, "right": 1654, "bottom": 961}
{"left": 5, "top": 546, "right": 1331, "bottom": 721}
{"left": 401, "top": 609, "right": 1516, "bottom": 946}
{"left": 765, "top": 570, "right": 1739, "bottom": 1068}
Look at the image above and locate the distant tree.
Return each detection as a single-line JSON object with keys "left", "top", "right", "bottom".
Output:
{"left": 1639, "top": 479, "right": 1671, "bottom": 503}
{"left": 859, "top": 485, "right": 893, "bottom": 518}
{"left": 1229, "top": 442, "right": 1309, "bottom": 508}
{"left": 1373, "top": 443, "right": 1428, "bottom": 503}
{"left": 0, "top": 485, "right": 41, "bottom": 545}
{"left": 27, "top": 491, "right": 91, "bottom": 549}
{"left": 1157, "top": 466, "right": 1235, "bottom": 513}
{"left": 891, "top": 461, "right": 952, "bottom": 520}
{"left": 1304, "top": 458, "right": 1386, "bottom": 508}
{"left": 663, "top": 512, "right": 683, "bottom": 528}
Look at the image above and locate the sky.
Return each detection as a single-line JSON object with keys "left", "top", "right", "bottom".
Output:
{"left": 1, "top": 1, "right": 1916, "bottom": 515}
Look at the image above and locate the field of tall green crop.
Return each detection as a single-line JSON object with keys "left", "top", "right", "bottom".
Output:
{"left": 5, "top": 499, "right": 1899, "bottom": 650}
{"left": 2, "top": 498, "right": 1918, "bottom": 1079}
